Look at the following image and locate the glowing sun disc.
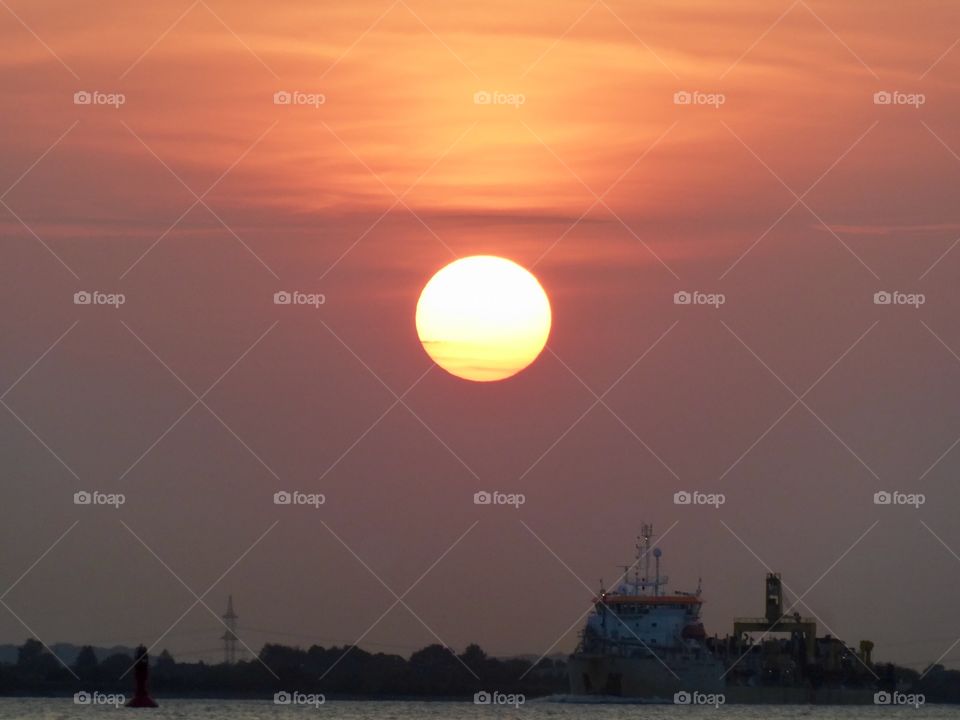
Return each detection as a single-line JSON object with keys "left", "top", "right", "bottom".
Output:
{"left": 416, "top": 256, "right": 552, "bottom": 382}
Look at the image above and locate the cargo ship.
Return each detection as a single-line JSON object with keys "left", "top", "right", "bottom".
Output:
{"left": 567, "top": 526, "right": 878, "bottom": 703}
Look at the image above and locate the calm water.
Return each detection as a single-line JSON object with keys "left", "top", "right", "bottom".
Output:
{"left": 3, "top": 698, "right": 960, "bottom": 719}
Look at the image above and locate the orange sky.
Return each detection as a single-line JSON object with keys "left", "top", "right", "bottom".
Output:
{"left": 3, "top": 0, "right": 960, "bottom": 673}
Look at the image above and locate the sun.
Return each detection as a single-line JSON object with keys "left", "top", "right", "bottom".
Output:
{"left": 416, "top": 256, "right": 552, "bottom": 382}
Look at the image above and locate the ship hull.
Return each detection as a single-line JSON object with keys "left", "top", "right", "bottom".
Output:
{"left": 567, "top": 654, "right": 874, "bottom": 704}
{"left": 568, "top": 652, "right": 724, "bottom": 699}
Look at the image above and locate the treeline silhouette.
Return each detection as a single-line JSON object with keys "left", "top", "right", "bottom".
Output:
{"left": 0, "top": 638, "right": 567, "bottom": 698}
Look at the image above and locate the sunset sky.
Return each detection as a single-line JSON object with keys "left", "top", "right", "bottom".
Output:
{"left": 3, "top": 0, "right": 960, "bottom": 673}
